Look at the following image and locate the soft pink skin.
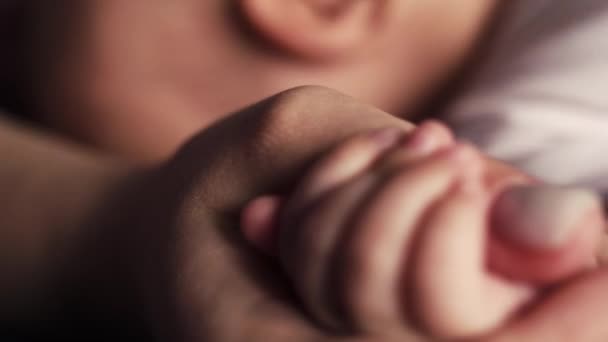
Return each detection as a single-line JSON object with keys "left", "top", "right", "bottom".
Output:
{"left": 241, "top": 122, "right": 603, "bottom": 340}
{"left": 488, "top": 212, "right": 602, "bottom": 286}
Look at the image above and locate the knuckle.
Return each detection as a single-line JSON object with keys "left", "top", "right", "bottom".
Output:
{"left": 255, "top": 85, "right": 378, "bottom": 143}
{"left": 260, "top": 85, "right": 345, "bottom": 131}
{"left": 251, "top": 86, "right": 340, "bottom": 155}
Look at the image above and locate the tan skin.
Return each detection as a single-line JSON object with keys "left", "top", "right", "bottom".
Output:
{"left": 23, "top": 0, "right": 497, "bottom": 161}
{"left": 2, "top": 0, "right": 608, "bottom": 340}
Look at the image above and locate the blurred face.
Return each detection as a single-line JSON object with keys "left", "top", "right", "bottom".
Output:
{"left": 25, "top": 0, "right": 497, "bottom": 159}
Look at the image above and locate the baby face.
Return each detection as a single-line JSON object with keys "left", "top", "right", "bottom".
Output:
{"left": 24, "top": 0, "right": 497, "bottom": 160}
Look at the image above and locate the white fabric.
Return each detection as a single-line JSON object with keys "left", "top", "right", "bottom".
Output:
{"left": 444, "top": 0, "right": 608, "bottom": 191}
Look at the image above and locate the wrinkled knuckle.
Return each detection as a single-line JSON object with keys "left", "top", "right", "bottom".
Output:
{"left": 252, "top": 87, "right": 322, "bottom": 147}
{"left": 258, "top": 85, "right": 351, "bottom": 133}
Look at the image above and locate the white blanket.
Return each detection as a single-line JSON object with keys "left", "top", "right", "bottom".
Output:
{"left": 444, "top": 0, "right": 608, "bottom": 192}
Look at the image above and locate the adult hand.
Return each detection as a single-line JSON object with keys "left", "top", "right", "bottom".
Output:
{"left": 114, "top": 86, "right": 424, "bottom": 341}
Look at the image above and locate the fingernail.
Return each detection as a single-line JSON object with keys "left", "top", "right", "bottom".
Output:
{"left": 371, "top": 128, "right": 404, "bottom": 149}
{"left": 492, "top": 185, "right": 601, "bottom": 249}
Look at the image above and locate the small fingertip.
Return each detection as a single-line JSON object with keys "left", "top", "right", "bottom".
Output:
{"left": 404, "top": 127, "right": 435, "bottom": 153}
{"left": 418, "top": 120, "right": 455, "bottom": 143}
{"left": 402, "top": 121, "right": 454, "bottom": 157}
{"left": 241, "top": 195, "right": 283, "bottom": 255}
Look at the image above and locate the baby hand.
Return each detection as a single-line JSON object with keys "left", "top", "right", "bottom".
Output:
{"left": 241, "top": 121, "right": 604, "bottom": 340}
